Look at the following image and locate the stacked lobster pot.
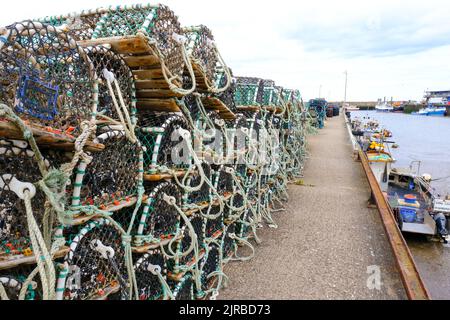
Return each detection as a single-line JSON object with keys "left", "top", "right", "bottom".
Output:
{"left": 0, "top": 2, "right": 307, "bottom": 301}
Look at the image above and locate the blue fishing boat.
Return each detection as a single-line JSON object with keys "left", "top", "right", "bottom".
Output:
{"left": 412, "top": 106, "right": 446, "bottom": 116}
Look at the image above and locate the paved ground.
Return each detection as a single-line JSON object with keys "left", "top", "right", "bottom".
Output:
{"left": 219, "top": 114, "right": 406, "bottom": 299}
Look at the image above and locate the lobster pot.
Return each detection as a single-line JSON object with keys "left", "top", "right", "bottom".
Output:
{"left": 198, "top": 242, "right": 221, "bottom": 293}
{"left": 182, "top": 161, "right": 212, "bottom": 207}
{"left": 133, "top": 249, "right": 168, "bottom": 300}
{"left": 234, "top": 77, "right": 264, "bottom": 106}
{"left": 212, "top": 164, "right": 234, "bottom": 198}
{"left": 261, "top": 80, "right": 281, "bottom": 107}
{"left": 168, "top": 213, "right": 205, "bottom": 274}
{"left": 214, "top": 71, "right": 237, "bottom": 113}
{"left": 184, "top": 25, "right": 217, "bottom": 86}
{"left": 235, "top": 171, "right": 258, "bottom": 239}
{"left": 69, "top": 130, "right": 140, "bottom": 210}
{"left": 191, "top": 110, "right": 226, "bottom": 163}
{"left": 180, "top": 94, "right": 203, "bottom": 122}
{"left": 0, "top": 139, "right": 69, "bottom": 263}
{"left": 225, "top": 114, "right": 247, "bottom": 169}
{"left": 0, "top": 265, "right": 43, "bottom": 300}
{"left": 57, "top": 218, "right": 127, "bottom": 300}
{"left": 168, "top": 273, "right": 193, "bottom": 300}
{"left": 84, "top": 46, "right": 136, "bottom": 123}
{"left": 204, "top": 205, "right": 224, "bottom": 239}
{"left": 38, "top": 11, "right": 105, "bottom": 41}
{"left": 222, "top": 222, "right": 236, "bottom": 262}
{"left": 137, "top": 112, "right": 191, "bottom": 175}
{"left": 133, "top": 181, "right": 182, "bottom": 247}
{"left": 90, "top": 4, "right": 186, "bottom": 82}
{"left": 224, "top": 192, "right": 245, "bottom": 224}
{"left": 0, "top": 21, "right": 96, "bottom": 137}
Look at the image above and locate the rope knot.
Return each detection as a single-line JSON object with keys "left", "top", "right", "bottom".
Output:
{"left": 121, "top": 234, "right": 132, "bottom": 247}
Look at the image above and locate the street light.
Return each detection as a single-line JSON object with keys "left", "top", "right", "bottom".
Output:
{"left": 343, "top": 70, "right": 348, "bottom": 107}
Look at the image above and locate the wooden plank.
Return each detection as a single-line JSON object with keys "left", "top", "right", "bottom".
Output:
{"left": 135, "top": 80, "right": 170, "bottom": 90}
{"left": 0, "top": 120, "right": 104, "bottom": 152}
{"left": 133, "top": 69, "right": 164, "bottom": 80}
{"left": 123, "top": 55, "right": 160, "bottom": 68}
{"left": 136, "top": 89, "right": 183, "bottom": 99}
{"left": 0, "top": 247, "right": 69, "bottom": 270}
{"left": 191, "top": 60, "right": 211, "bottom": 88}
{"left": 143, "top": 170, "right": 189, "bottom": 182}
{"left": 91, "top": 283, "right": 121, "bottom": 300}
{"left": 136, "top": 99, "right": 180, "bottom": 112}
{"left": 78, "top": 35, "right": 149, "bottom": 54}
{"left": 202, "top": 97, "right": 236, "bottom": 120}
{"left": 131, "top": 236, "right": 179, "bottom": 253}
{"left": 70, "top": 195, "right": 147, "bottom": 226}
{"left": 236, "top": 105, "right": 260, "bottom": 112}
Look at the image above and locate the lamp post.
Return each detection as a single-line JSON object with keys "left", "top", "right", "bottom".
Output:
{"left": 343, "top": 70, "right": 348, "bottom": 107}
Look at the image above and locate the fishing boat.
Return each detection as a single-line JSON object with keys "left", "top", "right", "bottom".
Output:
{"left": 388, "top": 166, "right": 450, "bottom": 240}
{"left": 375, "top": 99, "right": 394, "bottom": 112}
{"left": 344, "top": 104, "right": 359, "bottom": 112}
{"left": 366, "top": 149, "right": 395, "bottom": 192}
{"left": 412, "top": 106, "right": 446, "bottom": 116}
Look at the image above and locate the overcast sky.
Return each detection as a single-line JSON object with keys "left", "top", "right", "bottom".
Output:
{"left": 1, "top": 0, "right": 449, "bottom": 102}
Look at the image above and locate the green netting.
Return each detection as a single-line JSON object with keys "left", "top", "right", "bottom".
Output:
{"left": 184, "top": 25, "right": 217, "bottom": 84}
{"left": 0, "top": 21, "right": 96, "bottom": 136}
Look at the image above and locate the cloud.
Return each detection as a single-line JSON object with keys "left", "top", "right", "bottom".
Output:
{"left": 0, "top": 0, "right": 450, "bottom": 101}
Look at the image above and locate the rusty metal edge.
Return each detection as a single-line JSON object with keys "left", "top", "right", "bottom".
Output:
{"left": 358, "top": 149, "right": 431, "bottom": 300}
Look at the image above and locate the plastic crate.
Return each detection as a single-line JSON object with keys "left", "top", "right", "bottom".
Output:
{"left": 399, "top": 206, "right": 417, "bottom": 223}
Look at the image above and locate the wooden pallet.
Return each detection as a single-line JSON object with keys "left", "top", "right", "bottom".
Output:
{"left": 0, "top": 246, "right": 69, "bottom": 270}
{"left": 78, "top": 35, "right": 183, "bottom": 113}
{"left": 0, "top": 120, "right": 104, "bottom": 152}
{"left": 201, "top": 97, "right": 236, "bottom": 120}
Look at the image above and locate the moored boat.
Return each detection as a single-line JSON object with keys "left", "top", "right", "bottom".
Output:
{"left": 387, "top": 167, "right": 450, "bottom": 241}
{"left": 412, "top": 106, "right": 446, "bottom": 116}
{"left": 375, "top": 100, "right": 394, "bottom": 112}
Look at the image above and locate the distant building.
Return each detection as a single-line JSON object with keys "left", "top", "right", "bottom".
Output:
{"left": 424, "top": 90, "right": 450, "bottom": 105}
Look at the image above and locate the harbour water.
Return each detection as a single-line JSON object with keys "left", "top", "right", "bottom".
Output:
{"left": 350, "top": 111, "right": 450, "bottom": 196}
{"left": 351, "top": 110, "right": 450, "bottom": 299}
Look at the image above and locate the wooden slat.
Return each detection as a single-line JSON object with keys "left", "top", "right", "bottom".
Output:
{"left": 132, "top": 236, "right": 179, "bottom": 253}
{"left": 136, "top": 99, "right": 180, "bottom": 112}
{"left": 0, "top": 247, "right": 69, "bottom": 270}
{"left": 143, "top": 170, "right": 188, "bottom": 182}
{"left": 136, "top": 89, "right": 183, "bottom": 99}
{"left": 202, "top": 97, "right": 236, "bottom": 120}
{"left": 70, "top": 195, "right": 147, "bottom": 226}
{"left": 135, "top": 80, "right": 170, "bottom": 90}
{"left": 78, "top": 35, "right": 149, "bottom": 54}
{"left": 133, "top": 69, "right": 164, "bottom": 80}
{"left": 0, "top": 120, "right": 104, "bottom": 152}
{"left": 236, "top": 105, "right": 260, "bottom": 112}
{"left": 191, "top": 60, "right": 211, "bottom": 91}
{"left": 123, "top": 55, "right": 160, "bottom": 68}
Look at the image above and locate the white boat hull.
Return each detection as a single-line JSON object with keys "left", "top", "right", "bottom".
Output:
{"left": 369, "top": 161, "right": 391, "bottom": 192}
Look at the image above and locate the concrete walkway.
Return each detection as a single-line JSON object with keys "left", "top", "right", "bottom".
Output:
{"left": 219, "top": 114, "right": 406, "bottom": 299}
